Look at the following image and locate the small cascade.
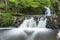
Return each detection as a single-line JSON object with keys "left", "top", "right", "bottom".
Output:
{"left": 19, "top": 17, "right": 37, "bottom": 28}
{"left": 37, "top": 17, "right": 47, "bottom": 28}
{"left": 19, "top": 6, "right": 52, "bottom": 28}
{"left": 37, "top": 6, "right": 52, "bottom": 28}
{"left": 45, "top": 6, "right": 52, "bottom": 16}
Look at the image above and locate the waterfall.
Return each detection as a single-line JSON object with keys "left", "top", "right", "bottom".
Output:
{"left": 37, "top": 6, "right": 52, "bottom": 28}
{"left": 19, "top": 17, "right": 37, "bottom": 28}
{"left": 19, "top": 6, "right": 52, "bottom": 28}
{"left": 45, "top": 6, "right": 52, "bottom": 16}
{"left": 37, "top": 17, "right": 47, "bottom": 28}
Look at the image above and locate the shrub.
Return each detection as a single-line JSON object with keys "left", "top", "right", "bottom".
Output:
{"left": 0, "top": 13, "right": 14, "bottom": 27}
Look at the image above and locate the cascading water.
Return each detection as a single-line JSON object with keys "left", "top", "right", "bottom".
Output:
{"left": 37, "top": 6, "right": 52, "bottom": 28}
{"left": 15, "top": 6, "right": 54, "bottom": 40}
{"left": 19, "top": 6, "right": 52, "bottom": 28}
{"left": 19, "top": 17, "right": 37, "bottom": 28}
{"left": 45, "top": 6, "right": 52, "bottom": 16}
{"left": 37, "top": 17, "right": 47, "bottom": 28}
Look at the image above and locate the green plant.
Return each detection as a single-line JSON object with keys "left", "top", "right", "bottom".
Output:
{"left": 0, "top": 13, "right": 14, "bottom": 27}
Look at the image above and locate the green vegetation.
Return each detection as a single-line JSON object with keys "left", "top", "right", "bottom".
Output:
{"left": 0, "top": 0, "right": 59, "bottom": 14}
{"left": 0, "top": 0, "right": 59, "bottom": 27}
{"left": 0, "top": 13, "right": 14, "bottom": 27}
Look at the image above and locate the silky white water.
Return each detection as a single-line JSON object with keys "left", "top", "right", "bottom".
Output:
{"left": 19, "top": 6, "right": 52, "bottom": 28}
{"left": 37, "top": 17, "right": 47, "bottom": 28}
{"left": 0, "top": 28, "right": 58, "bottom": 40}
{"left": 45, "top": 6, "right": 52, "bottom": 16}
{"left": 19, "top": 17, "right": 37, "bottom": 28}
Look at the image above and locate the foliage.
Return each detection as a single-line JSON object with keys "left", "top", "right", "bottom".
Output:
{"left": 9, "top": 0, "right": 51, "bottom": 8}
{"left": 0, "top": 13, "right": 14, "bottom": 27}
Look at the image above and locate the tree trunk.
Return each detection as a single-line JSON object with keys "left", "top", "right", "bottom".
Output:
{"left": 4, "top": 0, "right": 8, "bottom": 12}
